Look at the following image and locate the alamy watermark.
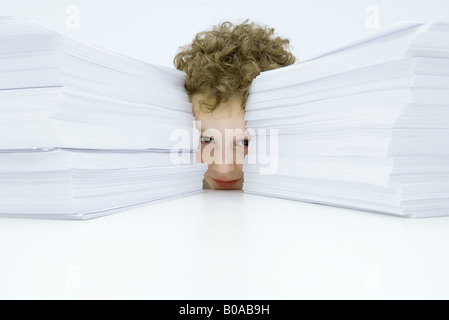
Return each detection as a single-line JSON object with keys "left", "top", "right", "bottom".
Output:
{"left": 365, "top": 5, "right": 381, "bottom": 30}
{"left": 170, "top": 121, "right": 279, "bottom": 175}
{"left": 65, "top": 5, "right": 81, "bottom": 30}
{"left": 66, "top": 265, "right": 81, "bottom": 290}
{"left": 365, "top": 265, "right": 381, "bottom": 290}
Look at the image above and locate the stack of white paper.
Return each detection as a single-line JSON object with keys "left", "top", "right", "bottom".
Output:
{"left": 0, "top": 17, "right": 207, "bottom": 219}
{"left": 243, "top": 21, "right": 449, "bottom": 218}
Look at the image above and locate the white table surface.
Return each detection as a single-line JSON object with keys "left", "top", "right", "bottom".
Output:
{"left": 0, "top": 190, "right": 448, "bottom": 300}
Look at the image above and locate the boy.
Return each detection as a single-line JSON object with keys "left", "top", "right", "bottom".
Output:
{"left": 174, "top": 20, "right": 295, "bottom": 189}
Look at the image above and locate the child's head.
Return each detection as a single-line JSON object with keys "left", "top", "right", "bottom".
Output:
{"left": 174, "top": 20, "right": 295, "bottom": 190}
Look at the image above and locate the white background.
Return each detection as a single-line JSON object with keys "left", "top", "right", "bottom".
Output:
{"left": 1, "top": 191, "right": 449, "bottom": 300}
{"left": 1, "top": 0, "right": 449, "bottom": 300}
{"left": 1, "top": 0, "right": 449, "bottom": 67}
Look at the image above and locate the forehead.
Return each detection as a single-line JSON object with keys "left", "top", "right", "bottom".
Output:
{"left": 192, "top": 96, "right": 247, "bottom": 131}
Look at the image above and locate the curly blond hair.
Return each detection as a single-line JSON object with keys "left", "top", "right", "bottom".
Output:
{"left": 174, "top": 20, "right": 296, "bottom": 112}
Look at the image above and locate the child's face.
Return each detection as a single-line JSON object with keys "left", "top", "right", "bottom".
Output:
{"left": 192, "top": 95, "right": 251, "bottom": 190}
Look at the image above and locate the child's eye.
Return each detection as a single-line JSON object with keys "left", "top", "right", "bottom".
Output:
{"left": 201, "top": 136, "right": 214, "bottom": 144}
{"left": 238, "top": 139, "right": 250, "bottom": 147}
